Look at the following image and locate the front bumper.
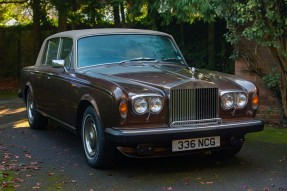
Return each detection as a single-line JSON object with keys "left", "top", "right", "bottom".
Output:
{"left": 105, "top": 120, "right": 264, "bottom": 145}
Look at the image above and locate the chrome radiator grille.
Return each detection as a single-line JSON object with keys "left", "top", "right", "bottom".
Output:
{"left": 170, "top": 88, "right": 220, "bottom": 127}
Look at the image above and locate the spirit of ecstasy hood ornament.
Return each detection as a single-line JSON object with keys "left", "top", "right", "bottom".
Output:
{"left": 189, "top": 67, "right": 195, "bottom": 80}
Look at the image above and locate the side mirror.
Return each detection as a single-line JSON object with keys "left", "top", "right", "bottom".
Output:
{"left": 51, "top": 59, "right": 68, "bottom": 73}
{"left": 52, "top": 59, "right": 65, "bottom": 68}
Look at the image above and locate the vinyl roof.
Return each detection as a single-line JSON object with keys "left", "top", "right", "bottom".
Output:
{"left": 48, "top": 28, "right": 170, "bottom": 39}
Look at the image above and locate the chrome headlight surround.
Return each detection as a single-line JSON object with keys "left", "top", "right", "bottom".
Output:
{"left": 221, "top": 91, "right": 248, "bottom": 110}
{"left": 132, "top": 94, "right": 163, "bottom": 115}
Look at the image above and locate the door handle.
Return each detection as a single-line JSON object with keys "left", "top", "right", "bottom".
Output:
{"left": 47, "top": 73, "right": 53, "bottom": 80}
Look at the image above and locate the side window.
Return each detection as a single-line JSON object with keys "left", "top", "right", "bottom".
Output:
{"left": 42, "top": 38, "right": 60, "bottom": 66}
{"left": 59, "top": 38, "right": 73, "bottom": 68}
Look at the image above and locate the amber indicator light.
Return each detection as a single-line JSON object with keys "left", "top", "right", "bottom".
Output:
{"left": 252, "top": 95, "right": 259, "bottom": 109}
{"left": 119, "top": 101, "right": 128, "bottom": 119}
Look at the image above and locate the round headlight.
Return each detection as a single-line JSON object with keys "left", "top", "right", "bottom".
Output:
{"left": 221, "top": 93, "right": 234, "bottom": 109}
{"left": 149, "top": 97, "right": 163, "bottom": 113}
{"left": 236, "top": 93, "right": 247, "bottom": 108}
{"left": 133, "top": 97, "right": 148, "bottom": 114}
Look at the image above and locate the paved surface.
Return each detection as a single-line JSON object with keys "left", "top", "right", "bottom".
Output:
{"left": 0, "top": 98, "right": 26, "bottom": 129}
{"left": 1, "top": 98, "right": 287, "bottom": 191}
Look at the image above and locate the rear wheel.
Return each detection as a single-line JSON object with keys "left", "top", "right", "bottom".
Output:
{"left": 81, "top": 106, "right": 115, "bottom": 168}
{"left": 26, "top": 89, "right": 48, "bottom": 129}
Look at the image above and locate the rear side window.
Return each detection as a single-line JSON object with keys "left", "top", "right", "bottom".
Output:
{"left": 41, "top": 37, "right": 73, "bottom": 67}
{"left": 42, "top": 38, "right": 60, "bottom": 66}
{"left": 59, "top": 38, "right": 73, "bottom": 68}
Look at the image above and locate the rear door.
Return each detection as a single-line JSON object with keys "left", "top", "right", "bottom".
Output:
{"left": 34, "top": 37, "right": 73, "bottom": 121}
{"left": 34, "top": 38, "right": 60, "bottom": 114}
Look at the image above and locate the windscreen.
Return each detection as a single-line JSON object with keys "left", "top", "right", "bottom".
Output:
{"left": 77, "top": 34, "right": 184, "bottom": 68}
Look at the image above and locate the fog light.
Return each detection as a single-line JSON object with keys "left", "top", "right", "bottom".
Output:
{"left": 137, "top": 144, "right": 154, "bottom": 154}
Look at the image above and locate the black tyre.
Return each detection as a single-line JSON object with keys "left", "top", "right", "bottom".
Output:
{"left": 82, "top": 106, "right": 115, "bottom": 168}
{"left": 26, "top": 89, "right": 48, "bottom": 129}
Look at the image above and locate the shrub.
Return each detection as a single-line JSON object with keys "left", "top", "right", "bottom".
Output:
{"left": 262, "top": 68, "right": 281, "bottom": 97}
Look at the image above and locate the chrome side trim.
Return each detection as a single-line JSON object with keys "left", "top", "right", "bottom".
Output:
{"left": 38, "top": 110, "right": 76, "bottom": 130}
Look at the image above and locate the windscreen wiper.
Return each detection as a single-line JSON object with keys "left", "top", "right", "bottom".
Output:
{"left": 162, "top": 57, "right": 183, "bottom": 62}
{"left": 129, "top": 57, "right": 158, "bottom": 62}
{"left": 120, "top": 57, "right": 159, "bottom": 64}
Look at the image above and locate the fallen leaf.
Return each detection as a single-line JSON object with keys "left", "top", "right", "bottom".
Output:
{"left": 71, "top": 180, "right": 77, "bottom": 183}
{"left": 24, "top": 154, "right": 32, "bottom": 159}
{"left": 14, "top": 178, "right": 24, "bottom": 183}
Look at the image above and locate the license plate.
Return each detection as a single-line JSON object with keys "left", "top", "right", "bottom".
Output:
{"left": 172, "top": 136, "right": 220, "bottom": 152}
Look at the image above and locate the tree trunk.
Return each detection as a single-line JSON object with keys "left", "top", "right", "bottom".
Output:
{"left": 280, "top": 71, "right": 287, "bottom": 117}
{"left": 32, "top": 0, "right": 41, "bottom": 58}
{"left": 270, "top": 47, "right": 287, "bottom": 117}
{"left": 58, "top": 10, "right": 67, "bottom": 32}
{"left": 90, "top": 7, "right": 96, "bottom": 27}
{"left": 207, "top": 22, "right": 215, "bottom": 70}
{"left": 120, "top": 2, "right": 126, "bottom": 27}
{"left": 113, "top": 4, "right": 121, "bottom": 27}
{"left": 180, "top": 23, "right": 184, "bottom": 46}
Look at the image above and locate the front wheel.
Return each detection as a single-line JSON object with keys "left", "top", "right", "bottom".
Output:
{"left": 81, "top": 106, "right": 115, "bottom": 168}
{"left": 26, "top": 89, "right": 48, "bottom": 129}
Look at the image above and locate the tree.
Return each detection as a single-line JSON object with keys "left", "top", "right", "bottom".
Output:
{"left": 214, "top": 0, "right": 287, "bottom": 117}
{"left": 0, "top": 0, "right": 31, "bottom": 26}
{"left": 152, "top": 0, "right": 217, "bottom": 68}
{"left": 31, "top": 0, "right": 41, "bottom": 57}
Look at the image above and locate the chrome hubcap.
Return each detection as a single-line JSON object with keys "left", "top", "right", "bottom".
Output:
{"left": 84, "top": 115, "right": 97, "bottom": 157}
{"left": 27, "top": 93, "right": 34, "bottom": 123}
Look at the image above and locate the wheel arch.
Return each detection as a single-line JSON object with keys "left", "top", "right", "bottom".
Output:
{"left": 76, "top": 95, "right": 101, "bottom": 136}
{"left": 24, "top": 82, "right": 33, "bottom": 103}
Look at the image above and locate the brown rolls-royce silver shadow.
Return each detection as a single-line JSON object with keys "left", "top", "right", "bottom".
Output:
{"left": 19, "top": 28, "right": 264, "bottom": 168}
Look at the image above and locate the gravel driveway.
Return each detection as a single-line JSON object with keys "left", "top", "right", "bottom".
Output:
{"left": 1, "top": 98, "right": 287, "bottom": 191}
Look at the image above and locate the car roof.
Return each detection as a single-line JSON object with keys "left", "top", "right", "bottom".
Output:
{"left": 48, "top": 28, "right": 171, "bottom": 39}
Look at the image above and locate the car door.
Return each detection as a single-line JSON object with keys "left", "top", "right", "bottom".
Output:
{"left": 33, "top": 38, "right": 60, "bottom": 115}
{"left": 48, "top": 37, "right": 75, "bottom": 123}
{"left": 35, "top": 37, "right": 74, "bottom": 121}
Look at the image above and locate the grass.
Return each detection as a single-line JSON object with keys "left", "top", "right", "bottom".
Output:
{"left": 0, "top": 90, "right": 18, "bottom": 99}
{"left": 247, "top": 126, "right": 287, "bottom": 144}
{"left": 0, "top": 170, "right": 16, "bottom": 190}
